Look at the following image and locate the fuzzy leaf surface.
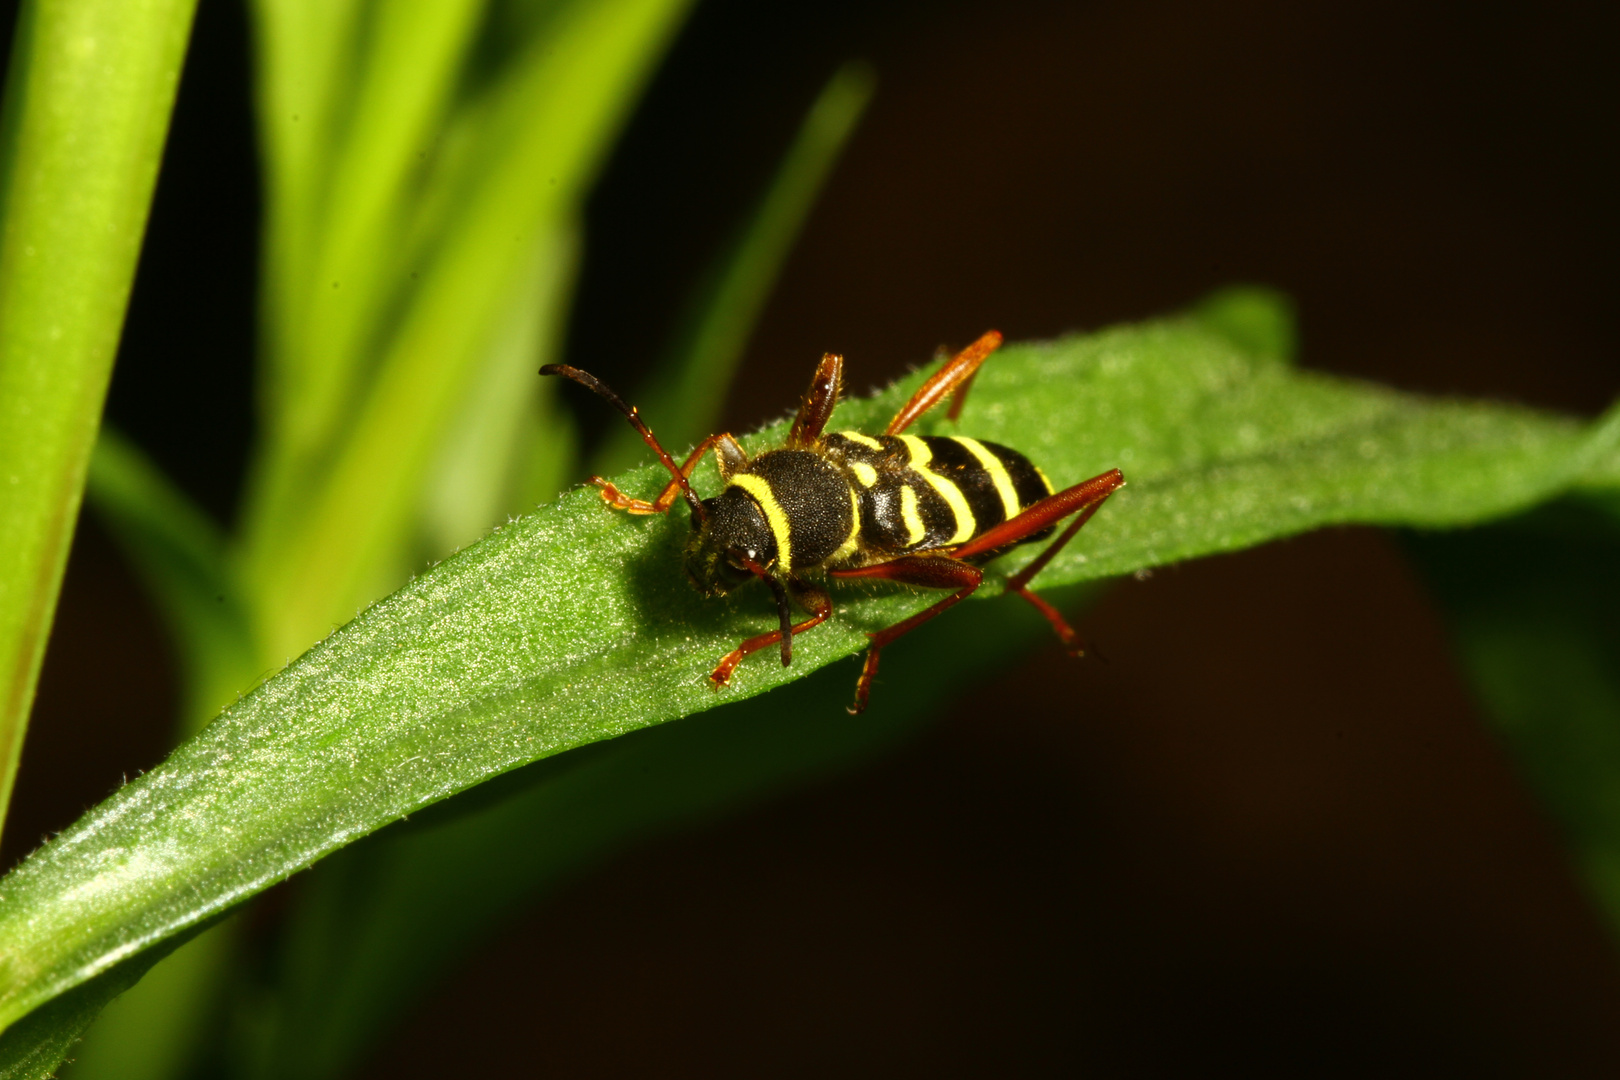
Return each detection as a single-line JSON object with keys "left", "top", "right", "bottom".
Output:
{"left": 0, "top": 314, "right": 1612, "bottom": 1036}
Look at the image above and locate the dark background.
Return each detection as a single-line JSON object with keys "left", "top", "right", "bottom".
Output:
{"left": 6, "top": 0, "right": 1620, "bottom": 1074}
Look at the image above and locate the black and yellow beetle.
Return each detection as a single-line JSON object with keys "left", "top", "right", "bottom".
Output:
{"left": 543, "top": 331, "right": 1125, "bottom": 713}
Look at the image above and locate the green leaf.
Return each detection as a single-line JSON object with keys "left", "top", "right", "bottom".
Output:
{"left": 257, "top": 0, "right": 490, "bottom": 467}
{"left": 1193, "top": 283, "right": 1298, "bottom": 363}
{"left": 418, "top": 224, "right": 583, "bottom": 559}
{"left": 1577, "top": 425, "right": 1620, "bottom": 495}
{"left": 249, "top": 0, "right": 368, "bottom": 421}
{"left": 0, "top": 0, "right": 199, "bottom": 841}
{"left": 0, "top": 312, "right": 1611, "bottom": 1038}
{"left": 239, "top": 0, "right": 694, "bottom": 665}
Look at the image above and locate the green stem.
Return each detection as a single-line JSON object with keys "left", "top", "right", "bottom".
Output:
{"left": 0, "top": 0, "right": 200, "bottom": 843}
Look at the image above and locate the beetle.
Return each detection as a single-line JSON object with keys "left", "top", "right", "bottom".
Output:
{"left": 542, "top": 330, "right": 1125, "bottom": 713}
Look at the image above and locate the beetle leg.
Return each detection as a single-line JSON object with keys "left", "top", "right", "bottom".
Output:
{"left": 950, "top": 468, "right": 1125, "bottom": 561}
{"left": 829, "top": 555, "right": 985, "bottom": 714}
{"left": 593, "top": 432, "right": 745, "bottom": 514}
{"left": 829, "top": 468, "right": 1126, "bottom": 711}
{"left": 884, "top": 330, "right": 1003, "bottom": 435}
{"left": 998, "top": 492, "right": 1115, "bottom": 651}
{"left": 709, "top": 582, "right": 833, "bottom": 689}
{"left": 544, "top": 363, "right": 750, "bottom": 521}
{"left": 953, "top": 468, "right": 1125, "bottom": 652}
{"left": 787, "top": 353, "right": 845, "bottom": 448}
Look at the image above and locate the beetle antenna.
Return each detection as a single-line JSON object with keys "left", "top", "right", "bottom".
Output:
{"left": 764, "top": 574, "right": 795, "bottom": 666}
{"left": 738, "top": 554, "right": 794, "bottom": 666}
{"left": 541, "top": 364, "right": 706, "bottom": 519}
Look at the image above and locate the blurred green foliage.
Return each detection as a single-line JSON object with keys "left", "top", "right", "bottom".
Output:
{"left": 0, "top": 0, "right": 199, "bottom": 847}
{"left": 0, "top": 2, "right": 1614, "bottom": 1079}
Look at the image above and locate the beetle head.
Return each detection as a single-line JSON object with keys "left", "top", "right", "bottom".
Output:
{"left": 684, "top": 487, "right": 778, "bottom": 596}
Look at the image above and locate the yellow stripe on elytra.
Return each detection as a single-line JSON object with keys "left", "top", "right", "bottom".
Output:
{"left": 899, "top": 484, "right": 926, "bottom": 547}
{"left": 849, "top": 461, "right": 878, "bottom": 487}
{"left": 727, "top": 473, "right": 793, "bottom": 574}
{"left": 1035, "top": 466, "right": 1055, "bottom": 496}
{"left": 953, "top": 436, "right": 1020, "bottom": 520}
{"left": 898, "top": 435, "right": 974, "bottom": 544}
{"left": 829, "top": 483, "right": 861, "bottom": 563}
{"left": 837, "top": 430, "right": 883, "bottom": 451}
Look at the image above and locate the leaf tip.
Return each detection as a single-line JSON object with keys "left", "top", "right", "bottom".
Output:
{"left": 1193, "top": 285, "right": 1298, "bottom": 364}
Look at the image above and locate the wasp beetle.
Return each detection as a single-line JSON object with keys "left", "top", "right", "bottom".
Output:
{"left": 542, "top": 331, "right": 1125, "bottom": 713}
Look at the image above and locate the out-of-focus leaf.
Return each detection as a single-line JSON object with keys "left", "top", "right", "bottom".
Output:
{"left": 85, "top": 430, "right": 257, "bottom": 733}
{"left": 240, "top": 0, "right": 694, "bottom": 665}
{"left": 247, "top": 0, "right": 487, "bottom": 515}
{"left": 1578, "top": 442, "right": 1620, "bottom": 494}
{"left": 595, "top": 60, "right": 876, "bottom": 476}
{"left": 0, "top": 311, "right": 1613, "bottom": 1038}
{"left": 419, "top": 224, "right": 581, "bottom": 558}
{"left": 0, "top": 0, "right": 198, "bottom": 840}
{"left": 249, "top": 0, "right": 366, "bottom": 418}
{"left": 1193, "top": 284, "right": 1297, "bottom": 363}
{"left": 1406, "top": 502, "right": 1620, "bottom": 928}
{"left": 266, "top": 0, "right": 490, "bottom": 463}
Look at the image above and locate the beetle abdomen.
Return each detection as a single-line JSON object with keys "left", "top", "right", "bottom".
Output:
{"left": 825, "top": 432, "right": 1054, "bottom": 559}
